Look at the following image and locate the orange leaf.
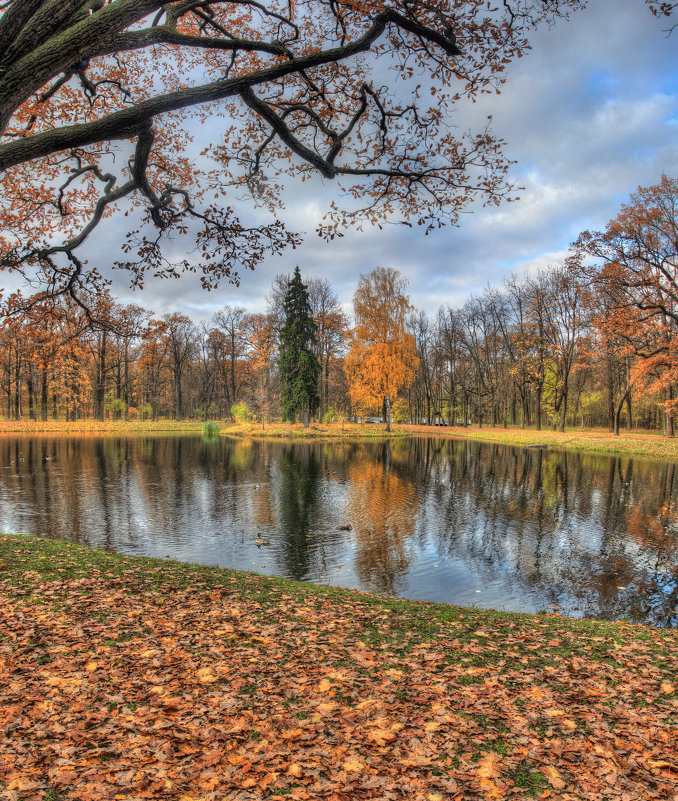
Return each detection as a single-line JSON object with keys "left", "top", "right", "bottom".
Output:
{"left": 479, "top": 778, "right": 502, "bottom": 799}
{"left": 367, "top": 728, "right": 397, "bottom": 745}
{"left": 543, "top": 765, "right": 566, "bottom": 789}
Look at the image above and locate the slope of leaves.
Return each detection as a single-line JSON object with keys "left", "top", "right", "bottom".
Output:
{"left": 0, "top": 534, "right": 676, "bottom": 801}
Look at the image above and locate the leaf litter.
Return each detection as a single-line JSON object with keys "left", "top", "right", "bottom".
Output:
{"left": 0, "top": 534, "right": 676, "bottom": 801}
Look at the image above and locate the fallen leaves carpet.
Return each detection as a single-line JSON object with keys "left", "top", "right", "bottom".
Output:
{"left": 0, "top": 537, "right": 676, "bottom": 801}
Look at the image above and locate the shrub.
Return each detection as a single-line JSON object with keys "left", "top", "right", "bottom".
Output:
{"left": 202, "top": 421, "right": 220, "bottom": 437}
{"left": 105, "top": 397, "right": 126, "bottom": 420}
{"left": 230, "top": 402, "right": 252, "bottom": 425}
{"left": 392, "top": 398, "right": 409, "bottom": 424}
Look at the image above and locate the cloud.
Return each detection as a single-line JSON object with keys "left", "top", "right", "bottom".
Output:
{"left": 78, "top": 0, "right": 678, "bottom": 322}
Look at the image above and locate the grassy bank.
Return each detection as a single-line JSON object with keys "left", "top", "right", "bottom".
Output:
{"left": 0, "top": 420, "right": 404, "bottom": 440}
{"left": 0, "top": 534, "right": 676, "bottom": 801}
{"left": 2, "top": 419, "right": 678, "bottom": 459}
{"left": 402, "top": 424, "right": 678, "bottom": 460}
{"left": 0, "top": 420, "right": 207, "bottom": 437}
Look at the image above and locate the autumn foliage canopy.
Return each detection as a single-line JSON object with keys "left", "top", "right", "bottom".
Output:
{"left": 574, "top": 175, "right": 678, "bottom": 424}
{"left": 0, "top": 0, "right": 585, "bottom": 310}
{"left": 345, "top": 267, "right": 418, "bottom": 429}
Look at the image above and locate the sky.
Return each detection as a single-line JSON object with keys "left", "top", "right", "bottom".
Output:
{"left": 103, "top": 0, "right": 678, "bottom": 321}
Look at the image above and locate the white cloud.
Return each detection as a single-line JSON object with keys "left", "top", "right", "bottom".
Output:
{"left": 64, "top": 0, "right": 678, "bottom": 322}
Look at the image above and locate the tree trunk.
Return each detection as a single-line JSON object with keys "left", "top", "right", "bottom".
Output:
{"left": 5, "top": 345, "right": 11, "bottom": 418}
{"left": 385, "top": 393, "right": 392, "bottom": 433}
{"left": 124, "top": 342, "right": 130, "bottom": 421}
{"left": 175, "top": 377, "right": 183, "bottom": 420}
{"left": 324, "top": 353, "right": 330, "bottom": 421}
{"left": 625, "top": 392, "right": 633, "bottom": 430}
{"left": 96, "top": 332, "right": 107, "bottom": 422}
{"left": 27, "top": 373, "right": 35, "bottom": 420}
{"left": 41, "top": 371, "right": 48, "bottom": 421}
{"left": 607, "top": 364, "right": 614, "bottom": 432}
{"left": 230, "top": 337, "right": 237, "bottom": 410}
{"left": 559, "top": 393, "right": 567, "bottom": 433}
{"left": 535, "top": 385, "right": 542, "bottom": 431}
{"left": 14, "top": 352, "right": 21, "bottom": 420}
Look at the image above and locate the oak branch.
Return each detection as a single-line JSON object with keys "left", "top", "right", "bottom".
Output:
{"left": 0, "top": 0, "right": 581, "bottom": 309}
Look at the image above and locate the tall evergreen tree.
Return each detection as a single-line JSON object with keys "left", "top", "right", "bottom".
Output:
{"left": 278, "top": 267, "right": 321, "bottom": 425}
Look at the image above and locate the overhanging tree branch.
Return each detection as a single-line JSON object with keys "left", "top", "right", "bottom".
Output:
{"left": 0, "top": 0, "right": 585, "bottom": 311}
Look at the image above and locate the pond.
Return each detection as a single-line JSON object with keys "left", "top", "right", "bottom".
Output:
{"left": 0, "top": 435, "right": 676, "bottom": 626}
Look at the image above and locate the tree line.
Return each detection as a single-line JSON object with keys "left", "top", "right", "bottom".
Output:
{"left": 2, "top": 174, "right": 678, "bottom": 435}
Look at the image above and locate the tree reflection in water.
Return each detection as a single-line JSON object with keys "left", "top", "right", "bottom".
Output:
{"left": 277, "top": 445, "right": 321, "bottom": 580}
{"left": 347, "top": 440, "right": 418, "bottom": 595}
{"left": 0, "top": 435, "right": 675, "bottom": 625}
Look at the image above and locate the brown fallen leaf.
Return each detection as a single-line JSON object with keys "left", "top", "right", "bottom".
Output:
{"left": 647, "top": 759, "right": 678, "bottom": 776}
{"left": 477, "top": 752, "right": 501, "bottom": 779}
{"left": 479, "top": 778, "right": 502, "bottom": 799}
{"left": 368, "top": 728, "right": 398, "bottom": 745}
{"left": 543, "top": 765, "right": 566, "bottom": 789}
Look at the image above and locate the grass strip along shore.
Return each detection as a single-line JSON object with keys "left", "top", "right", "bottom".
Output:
{"left": 3, "top": 420, "right": 678, "bottom": 461}
{"left": 0, "top": 534, "right": 676, "bottom": 800}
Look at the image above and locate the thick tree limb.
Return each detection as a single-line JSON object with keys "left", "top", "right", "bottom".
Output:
{"left": 0, "top": 8, "right": 460, "bottom": 171}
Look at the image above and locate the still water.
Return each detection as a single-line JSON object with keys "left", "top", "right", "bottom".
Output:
{"left": 0, "top": 436, "right": 676, "bottom": 626}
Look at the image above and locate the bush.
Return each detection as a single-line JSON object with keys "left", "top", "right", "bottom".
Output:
{"left": 392, "top": 398, "right": 409, "bottom": 424}
{"left": 105, "top": 397, "right": 126, "bottom": 420}
{"left": 139, "top": 402, "right": 153, "bottom": 421}
{"left": 230, "top": 402, "right": 252, "bottom": 425}
{"left": 202, "top": 421, "right": 220, "bottom": 437}
{"left": 323, "top": 406, "right": 335, "bottom": 424}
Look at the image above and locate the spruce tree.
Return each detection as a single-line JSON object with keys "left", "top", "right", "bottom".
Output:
{"left": 278, "top": 267, "right": 321, "bottom": 424}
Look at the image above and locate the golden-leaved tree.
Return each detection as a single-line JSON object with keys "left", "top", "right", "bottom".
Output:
{"left": 345, "top": 266, "right": 418, "bottom": 431}
{"left": 0, "top": 0, "right": 585, "bottom": 313}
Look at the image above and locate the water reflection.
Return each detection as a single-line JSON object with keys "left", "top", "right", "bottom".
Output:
{"left": 278, "top": 445, "right": 321, "bottom": 580}
{"left": 349, "top": 441, "right": 417, "bottom": 595}
{"left": 0, "top": 436, "right": 676, "bottom": 626}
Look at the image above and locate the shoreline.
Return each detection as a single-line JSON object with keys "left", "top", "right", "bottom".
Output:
{"left": 1, "top": 419, "right": 678, "bottom": 460}
{"left": 0, "top": 534, "right": 676, "bottom": 800}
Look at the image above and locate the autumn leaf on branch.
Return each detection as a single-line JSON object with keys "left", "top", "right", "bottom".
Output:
{"left": 0, "top": 0, "right": 586, "bottom": 312}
